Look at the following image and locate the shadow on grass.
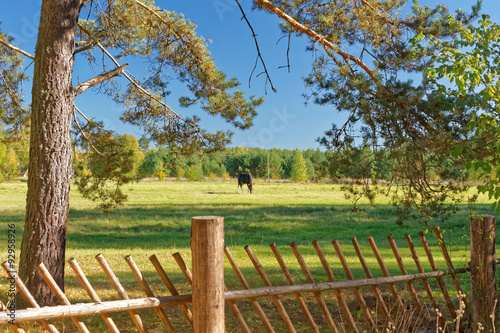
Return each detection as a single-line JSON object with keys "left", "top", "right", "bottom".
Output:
{"left": 60, "top": 202, "right": 495, "bottom": 250}
{"left": 2, "top": 202, "right": 495, "bottom": 251}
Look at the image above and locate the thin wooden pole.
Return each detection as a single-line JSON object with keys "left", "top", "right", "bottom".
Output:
{"left": 191, "top": 216, "right": 225, "bottom": 333}
{"left": 331, "top": 239, "right": 375, "bottom": 328}
{"left": 0, "top": 301, "right": 26, "bottom": 333}
{"left": 1, "top": 262, "right": 59, "bottom": 333}
{"left": 68, "top": 258, "right": 120, "bottom": 333}
{"left": 350, "top": 237, "right": 390, "bottom": 321}
{"left": 125, "top": 255, "right": 177, "bottom": 333}
{"left": 367, "top": 237, "right": 404, "bottom": 308}
{"left": 245, "top": 245, "right": 297, "bottom": 333}
{"left": 470, "top": 215, "right": 496, "bottom": 326}
{"left": 223, "top": 266, "right": 471, "bottom": 301}
{"left": 270, "top": 242, "right": 320, "bottom": 333}
{"left": 224, "top": 246, "right": 276, "bottom": 333}
{"left": 149, "top": 255, "right": 193, "bottom": 324}
{"left": 386, "top": 235, "right": 421, "bottom": 312}
{"left": 290, "top": 242, "right": 339, "bottom": 333}
{"left": 0, "top": 295, "right": 192, "bottom": 324}
{"left": 172, "top": 252, "right": 252, "bottom": 333}
{"left": 312, "top": 240, "right": 358, "bottom": 332}
{"left": 95, "top": 253, "right": 147, "bottom": 333}
{"left": 418, "top": 232, "right": 456, "bottom": 319}
{"left": 37, "top": 262, "right": 89, "bottom": 333}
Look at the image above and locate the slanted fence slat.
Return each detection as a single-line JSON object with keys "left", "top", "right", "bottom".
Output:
{"left": 435, "top": 226, "right": 467, "bottom": 307}
{"left": 313, "top": 239, "right": 358, "bottom": 332}
{"left": 332, "top": 239, "right": 375, "bottom": 329}
{"left": 290, "top": 242, "right": 340, "bottom": 333}
{"left": 405, "top": 234, "right": 442, "bottom": 324}
{"left": 68, "top": 258, "right": 120, "bottom": 333}
{"left": 387, "top": 234, "right": 422, "bottom": 313}
{"left": 350, "top": 236, "right": 390, "bottom": 322}
{"left": 37, "top": 262, "right": 90, "bottom": 333}
{"left": 270, "top": 242, "right": 320, "bottom": 333}
{"left": 149, "top": 254, "right": 194, "bottom": 325}
{"left": 224, "top": 246, "right": 276, "bottom": 333}
{"left": 245, "top": 245, "right": 298, "bottom": 333}
{"left": 1, "top": 262, "right": 59, "bottom": 333}
{"left": 367, "top": 236, "right": 404, "bottom": 308}
{"left": 95, "top": 253, "right": 147, "bottom": 332}
{"left": 418, "top": 231, "right": 456, "bottom": 319}
{"left": 126, "top": 254, "right": 178, "bottom": 333}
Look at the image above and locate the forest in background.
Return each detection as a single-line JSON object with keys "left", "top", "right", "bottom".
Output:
{"left": 1, "top": 130, "right": 482, "bottom": 184}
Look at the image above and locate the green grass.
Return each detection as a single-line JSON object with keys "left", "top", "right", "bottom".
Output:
{"left": 0, "top": 180, "right": 497, "bottom": 332}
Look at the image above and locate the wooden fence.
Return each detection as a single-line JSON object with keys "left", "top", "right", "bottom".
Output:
{"left": 0, "top": 215, "right": 497, "bottom": 332}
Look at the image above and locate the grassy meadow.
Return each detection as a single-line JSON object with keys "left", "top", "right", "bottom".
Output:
{"left": 0, "top": 179, "right": 497, "bottom": 332}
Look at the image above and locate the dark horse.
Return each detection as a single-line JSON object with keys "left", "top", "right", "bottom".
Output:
{"left": 237, "top": 173, "right": 253, "bottom": 194}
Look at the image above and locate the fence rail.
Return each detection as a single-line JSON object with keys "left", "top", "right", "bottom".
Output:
{"left": 1, "top": 215, "right": 497, "bottom": 332}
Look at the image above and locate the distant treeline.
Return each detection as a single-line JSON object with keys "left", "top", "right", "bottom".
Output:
{"left": 136, "top": 146, "right": 328, "bottom": 181}
{"left": 2, "top": 132, "right": 482, "bottom": 183}
{"left": 98, "top": 134, "right": 478, "bottom": 182}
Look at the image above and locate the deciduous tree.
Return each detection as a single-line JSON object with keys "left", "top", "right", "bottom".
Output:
{"left": 414, "top": 14, "right": 500, "bottom": 211}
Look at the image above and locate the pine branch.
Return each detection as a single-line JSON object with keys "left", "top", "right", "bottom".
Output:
{"left": 72, "top": 64, "right": 128, "bottom": 96}
{"left": 72, "top": 105, "right": 104, "bottom": 157}
{"left": 74, "top": 40, "right": 97, "bottom": 54}
{"left": 255, "top": 0, "right": 378, "bottom": 83}
{"left": 77, "top": 23, "right": 211, "bottom": 145}
{"left": 0, "top": 38, "right": 34, "bottom": 60}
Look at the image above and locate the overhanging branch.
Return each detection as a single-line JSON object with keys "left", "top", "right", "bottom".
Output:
{"left": 77, "top": 23, "right": 211, "bottom": 144}
{"left": 255, "top": 0, "right": 379, "bottom": 83}
{"left": 235, "top": 0, "right": 277, "bottom": 93}
{"left": 72, "top": 64, "right": 128, "bottom": 96}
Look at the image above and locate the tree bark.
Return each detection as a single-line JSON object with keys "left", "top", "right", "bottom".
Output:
{"left": 18, "top": 0, "right": 82, "bottom": 307}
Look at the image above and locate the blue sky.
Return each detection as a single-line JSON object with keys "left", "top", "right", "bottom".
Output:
{"left": 1, "top": 0, "right": 498, "bottom": 150}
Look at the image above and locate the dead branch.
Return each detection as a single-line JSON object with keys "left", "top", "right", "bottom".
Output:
{"left": 72, "top": 64, "right": 128, "bottom": 96}
{"left": 72, "top": 105, "right": 104, "bottom": 157}
{"left": 255, "top": 0, "right": 379, "bottom": 83}
{"left": 235, "top": 0, "right": 277, "bottom": 93}
{"left": 0, "top": 38, "right": 35, "bottom": 60}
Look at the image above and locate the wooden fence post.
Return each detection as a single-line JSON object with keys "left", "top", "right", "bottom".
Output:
{"left": 191, "top": 216, "right": 225, "bottom": 333}
{"left": 470, "top": 214, "right": 496, "bottom": 326}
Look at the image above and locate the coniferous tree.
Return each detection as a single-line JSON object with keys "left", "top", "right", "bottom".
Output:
{"left": 254, "top": 0, "right": 481, "bottom": 222}
{"left": 290, "top": 150, "right": 308, "bottom": 181}
{"left": 0, "top": 0, "right": 262, "bottom": 305}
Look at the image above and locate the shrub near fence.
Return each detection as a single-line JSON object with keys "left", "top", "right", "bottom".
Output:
{"left": 0, "top": 215, "right": 497, "bottom": 332}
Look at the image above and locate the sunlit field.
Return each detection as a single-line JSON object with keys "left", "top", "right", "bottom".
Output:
{"left": 0, "top": 180, "right": 497, "bottom": 332}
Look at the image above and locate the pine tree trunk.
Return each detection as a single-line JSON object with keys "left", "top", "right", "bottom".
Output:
{"left": 18, "top": 0, "right": 81, "bottom": 307}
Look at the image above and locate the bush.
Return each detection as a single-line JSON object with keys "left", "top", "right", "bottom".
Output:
{"left": 186, "top": 165, "right": 204, "bottom": 181}
{"left": 175, "top": 167, "right": 185, "bottom": 179}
